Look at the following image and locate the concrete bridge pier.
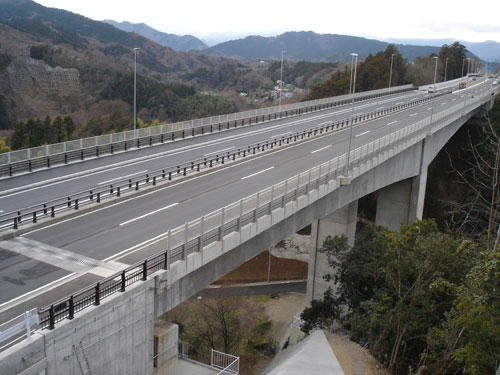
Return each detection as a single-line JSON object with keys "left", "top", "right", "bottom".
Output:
{"left": 306, "top": 200, "right": 358, "bottom": 302}
{"left": 375, "top": 174, "right": 426, "bottom": 231}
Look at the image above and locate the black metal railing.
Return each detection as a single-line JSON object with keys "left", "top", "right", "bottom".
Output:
{"left": 0, "top": 95, "right": 435, "bottom": 232}
{"left": 0, "top": 86, "right": 416, "bottom": 177}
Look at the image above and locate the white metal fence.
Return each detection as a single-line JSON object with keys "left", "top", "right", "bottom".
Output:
{"left": 0, "top": 309, "right": 39, "bottom": 351}
{"left": 211, "top": 349, "right": 239, "bottom": 375}
{"left": 0, "top": 84, "right": 413, "bottom": 166}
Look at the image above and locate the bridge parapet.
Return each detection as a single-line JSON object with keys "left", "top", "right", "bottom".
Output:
{"left": 0, "top": 84, "right": 413, "bottom": 176}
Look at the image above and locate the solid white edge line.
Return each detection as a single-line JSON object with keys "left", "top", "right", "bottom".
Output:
{"left": 98, "top": 170, "right": 148, "bottom": 185}
{"left": 271, "top": 132, "right": 291, "bottom": 138}
{"left": 103, "top": 231, "right": 169, "bottom": 262}
{"left": 204, "top": 146, "right": 235, "bottom": 157}
{"left": 241, "top": 166, "right": 274, "bottom": 180}
{"left": 119, "top": 202, "right": 179, "bottom": 226}
{"left": 0, "top": 272, "right": 76, "bottom": 309}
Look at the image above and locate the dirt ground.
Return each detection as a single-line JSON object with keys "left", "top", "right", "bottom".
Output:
{"left": 213, "top": 251, "right": 388, "bottom": 375}
{"left": 237, "top": 293, "right": 388, "bottom": 375}
{"left": 214, "top": 250, "right": 308, "bottom": 284}
{"left": 327, "top": 332, "right": 390, "bottom": 375}
{"left": 239, "top": 293, "right": 306, "bottom": 375}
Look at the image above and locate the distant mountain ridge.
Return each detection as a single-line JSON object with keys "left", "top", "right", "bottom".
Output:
{"left": 202, "top": 31, "right": 442, "bottom": 62}
{"left": 384, "top": 38, "right": 500, "bottom": 62}
{"left": 104, "top": 20, "right": 207, "bottom": 51}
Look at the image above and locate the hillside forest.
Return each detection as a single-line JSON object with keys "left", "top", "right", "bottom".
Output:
{"left": 0, "top": 38, "right": 480, "bottom": 153}
{"left": 300, "top": 82, "right": 500, "bottom": 374}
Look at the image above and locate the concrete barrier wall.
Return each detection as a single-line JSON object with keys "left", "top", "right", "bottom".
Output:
{"left": 0, "top": 279, "right": 155, "bottom": 375}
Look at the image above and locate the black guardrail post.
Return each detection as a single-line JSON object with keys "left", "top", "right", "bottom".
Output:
{"left": 68, "top": 296, "right": 74, "bottom": 320}
{"left": 49, "top": 305, "right": 55, "bottom": 329}
{"left": 95, "top": 283, "right": 100, "bottom": 306}
{"left": 121, "top": 270, "right": 126, "bottom": 292}
{"left": 142, "top": 260, "right": 147, "bottom": 280}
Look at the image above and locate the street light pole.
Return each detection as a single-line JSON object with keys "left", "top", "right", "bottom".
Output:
{"left": 444, "top": 57, "right": 448, "bottom": 82}
{"left": 279, "top": 50, "right": 286, "bottom": 109}
{"left": 429, "top": 56, "right": 438, "bottom": 127}
{"left": 389, "top": 53, "right": 395, "bottom": 88}
{"left": 461, "top": 58, "right": 465, "bottom": 77}
{"left": 343, "top": 53, "right": 358, "bottom": 180}
{"left": 134, "top": 47, "right": 140, "bottom": 137}
{"left": 463, "top": 58, "right": 471, "bottom": 115}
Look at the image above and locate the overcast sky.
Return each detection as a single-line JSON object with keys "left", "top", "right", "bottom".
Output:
{"left": 35, "top": 0, "right": 500, "bottom": 44}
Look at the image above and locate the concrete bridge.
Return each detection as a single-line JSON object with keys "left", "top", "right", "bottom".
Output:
{"left": 0, "top": 76, "right": 497, "bottom": 374}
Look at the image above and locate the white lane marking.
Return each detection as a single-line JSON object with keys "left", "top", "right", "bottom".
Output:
{"left": 119, "top": 202, "right": 179, "bottom": 226}
{"left": 0, "top": 272, "right": 76, "bottom": 309}
{"left": 441, "top": 102, "right": 447, "bottom": 105}
{"left": 452, "top": 98, "right": 457, "bottom": 101}
{"left": 311, "top": 145, "right": 332, "bottom": 154}
{"left": 410, "top": 113, "right": 418, "bottom": 117}
{"left": 271, "top": 132, "right": 291, "bottom": 138}
{"left": 427, "top": 108, "right": 433, "bottom": 111}
{"left": 356, "top": 131, "right": 371, "bottom": 137}
{"left": 387, "top": 120, "right": 398, "bottom": 126}
{"left": 241, "top": 166, "right": 275, "bottom": 180}
{"left": 98, "top": 170, "right": 148, "bottom": 185}
{"left": 204, "top": 147, "right": 234, "bottom": 156}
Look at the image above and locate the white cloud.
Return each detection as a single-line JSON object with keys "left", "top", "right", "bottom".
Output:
{"left": 34, "top": 0, "right": 500, "bottom": 43}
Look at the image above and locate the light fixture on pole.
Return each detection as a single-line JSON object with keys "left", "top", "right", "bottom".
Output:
{"left": 133, "top": 47, "right": 140, "bottom": 137}
{"left": 389, "top": 53, "right": 395, "bottom": 88}
{"left": 444, "top": 57, "right": 448, "bottom": 82}
{"left": 341, "top": 52, "right": 358, "bottom": 184}
{"left": 279, "top": 50, "right": 286, "bottom": 110}
{"left": 463, "top": 58, "right": 471, "bottom": 115}
{"left": 429, "top": 56, "right": 438, "bottom": 128}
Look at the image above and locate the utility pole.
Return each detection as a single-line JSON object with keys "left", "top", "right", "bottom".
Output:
{"left": 133, "top": 47, "right": 140, "bottom": 137}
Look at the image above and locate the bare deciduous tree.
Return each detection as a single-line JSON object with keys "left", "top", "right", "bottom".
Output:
{"left": 445, "top": 112, "right": 500, "bottom": 251}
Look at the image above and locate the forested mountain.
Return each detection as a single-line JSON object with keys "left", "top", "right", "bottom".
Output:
{"left": 203, "top": 31, "right": 442, "bottom": 62}
{"left": 0, "top": 0, "right": 255, "bottom": 131}
{"left": 104, "top": 20, "right": 207, "bottom": 51}
{"left": 385, "top": 38, "right": 500, "bottom": 62}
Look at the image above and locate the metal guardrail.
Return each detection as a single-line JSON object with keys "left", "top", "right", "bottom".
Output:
{"left": 211, "top": 349, "right": 239, "bottom": 375}
{"left": 0, "top": 85, "right": 414, "bottom": 177}
{"left": 178, "top": 340, "right": 189, "bottom": 359}
{"left": 9, "top": 83, "right": 497, "bottom": 339}
{"left": 0, "top": 94, "right": 439, "bottom": 231}
{"left": 0, "top": 309, "right": 38, "bottom": 351}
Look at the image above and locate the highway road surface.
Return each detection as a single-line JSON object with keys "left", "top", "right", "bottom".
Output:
{"left": 0, "top": 78, "right": 494, "bottom": 326}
